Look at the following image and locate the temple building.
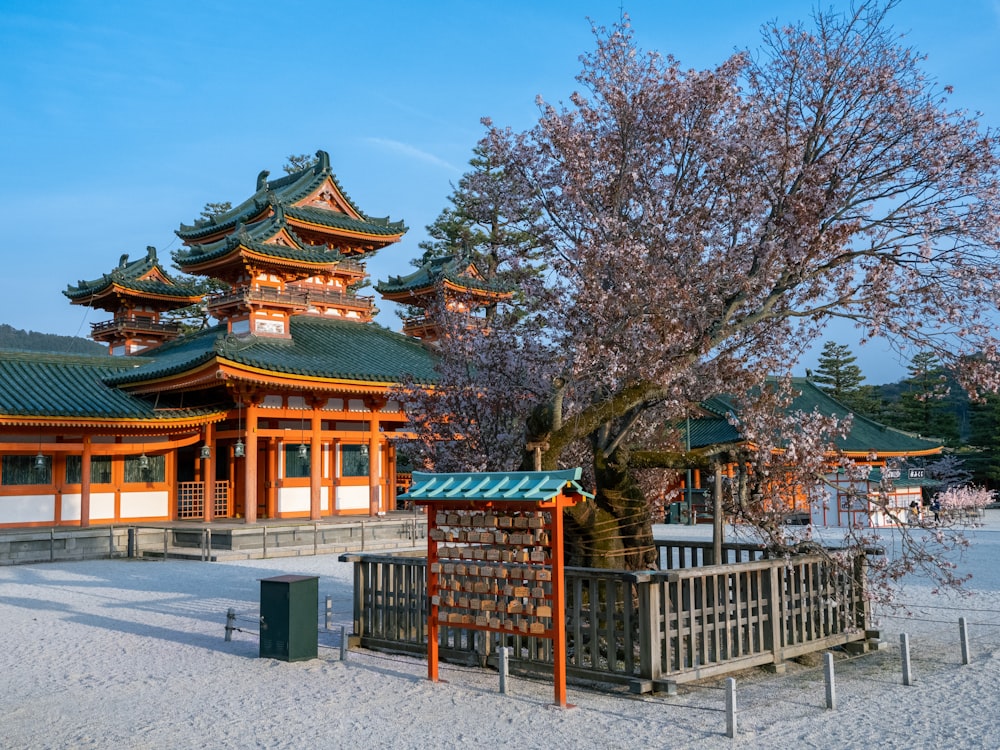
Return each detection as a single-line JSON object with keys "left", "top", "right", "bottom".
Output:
{"left": 673, "top": 378, "right": 943, "bottom": 527}
{"left": 376, "top": 255, "right": 511, "bottom": 342}
{"left": 0, "top": 151, "right": 437, "bottom": 528}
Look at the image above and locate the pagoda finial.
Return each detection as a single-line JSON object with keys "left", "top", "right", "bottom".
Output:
{"left": 256, "top": 169, "right": 270, "bottom": 191}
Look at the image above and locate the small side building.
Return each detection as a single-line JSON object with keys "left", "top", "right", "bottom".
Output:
{"left": 680, "top": 378, "right": 942, "bottom": 528}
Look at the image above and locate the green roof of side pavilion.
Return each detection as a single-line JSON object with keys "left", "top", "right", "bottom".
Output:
{"left": 402, "top": 469, "right": 593, "bottom": 504}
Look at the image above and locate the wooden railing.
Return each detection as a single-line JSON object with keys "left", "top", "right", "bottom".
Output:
{"left": 343, "top": 539, "right": 872, "bottom": 692}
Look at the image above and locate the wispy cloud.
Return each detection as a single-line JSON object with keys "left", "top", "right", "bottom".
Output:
{"left": 364, "top": 137, "right": 459, "bottom": 172}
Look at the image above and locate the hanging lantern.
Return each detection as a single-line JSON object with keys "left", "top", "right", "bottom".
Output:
{"left": 359, "top": 443, "right": 369, "bottom": 458}
{"left": 34, "top": 452, "right": 46, "bottom": 471}
{"left": 200, "top": 444, "right": 211, "bottom": 459}
{"left": 139, "top": 453, "right": 150, "bottom": 470}
{"left": 298, "top": 443, "right": 309, "bottom": 459}
{"left": 234, "top": 439, "right": 245, "bottom": 458}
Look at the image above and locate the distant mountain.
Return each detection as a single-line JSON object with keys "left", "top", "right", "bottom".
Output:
{"left": 0, "top": 324, "right": 104, "bottom": 355}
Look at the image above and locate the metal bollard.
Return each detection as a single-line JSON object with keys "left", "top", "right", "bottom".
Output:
{"left": 224, "top": 608, "right": 236, "bottom": 641}
{"left": 325, "top": 595, "right": 332, "bottom": 631}
{"left": 725, "top": 677, "right": 737, "bottom": 738}
{"left": 900, "top": 633, "right": 913, "bottom": 686}
{"left": 824, "top": 652, "right": 836, "bottom": 710}
{"left": 959, "top": 617, "right": 970, "bottom": 665}
{"left": 340, "top": 625, "right": 347, "bottom": 661}
{"left": 499, "top": 646, "right": 511, "bottom": 695}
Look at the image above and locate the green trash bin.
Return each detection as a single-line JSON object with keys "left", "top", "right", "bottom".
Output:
{"left": 259, "top": 574, "right": 319, "bottom": 661}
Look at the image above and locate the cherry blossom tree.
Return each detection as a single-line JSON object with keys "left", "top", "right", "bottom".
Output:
{"left": 402, "top": 2, "right": 1000, "bottom": 575}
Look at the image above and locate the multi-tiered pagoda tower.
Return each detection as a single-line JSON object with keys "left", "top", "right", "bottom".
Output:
{"left": 174, "top": 150, "right": 404, "bottom": 338}
{"left": 64, "top": 246, "right": 201, "bottom": 355}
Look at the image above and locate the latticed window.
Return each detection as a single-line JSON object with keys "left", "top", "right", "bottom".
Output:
{"left": 341, "top": 445, "right": 369, "bottom": 477}
{"left": 2, "top": 455, "right": 50, "bottom": 485}
{"left": 124, "top": 454, "right": 165, "bottom": 483}
{"left": 64, "top": 456, "right": 112, "bottom": 484}
{"left": 284, "top": 443, "right": 310, "bottom": 478}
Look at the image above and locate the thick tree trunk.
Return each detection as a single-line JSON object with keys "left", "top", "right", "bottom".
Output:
{"left": 563, "top": 450, "right": 658, "bottom": 570}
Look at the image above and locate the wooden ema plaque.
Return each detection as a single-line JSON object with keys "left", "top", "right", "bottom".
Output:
{"left": 429, "top": 510, "right": 556, "bottom": 634}
{"left": 407, "top": 470, "right": 588, "bottom": 708}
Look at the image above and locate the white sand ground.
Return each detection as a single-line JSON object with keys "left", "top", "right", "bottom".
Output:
{"left": 2, "top": 514, "right": 999, "bottom": 750}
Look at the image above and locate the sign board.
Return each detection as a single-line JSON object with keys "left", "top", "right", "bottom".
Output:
{"left": 403, "top": 469, "right": 591, "bottom": 708}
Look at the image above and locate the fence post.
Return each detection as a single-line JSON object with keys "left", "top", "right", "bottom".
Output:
{"left": 225, "top": 608, "right": 236, "bottom": 641}
{"left": 163, "top": 528, "right": 168, "bottom": 561}
{"left": 900, "top": 633, "right": 913, "bottom": 686}
{"left": 634, "top": 573, "right": 662, "bottom": 693}
{"left": 325, "top": 595, "right": 333, "bottom": 631}
{"left": 725, "top": 677, "right": 737, "bottom": 738}
{"left": 340, "top": 624, "right": 347, "bottom": 661}
{"left": 499, "top": 646, "right": 511, "bottom": 695}
{"left": 853, "top": 553, "right": 871, "bottom": 632}
{"left": 959, "top": 617, "right": 970, "bottom": 665}
{"left": 764, "top": 563, "right": 785, "bottom": 672}
{"left": 824, "top": 652, "right": 836, "bottom": 709}
{"left": 262, "top": 526, "right": 267, "bottom": 559}
{"left": 314, "top": 522, "right": 319, "bottom": 556}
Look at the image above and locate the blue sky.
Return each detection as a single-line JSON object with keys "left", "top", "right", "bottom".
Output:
{"left": 1, "top": 0, "right": 997, "bottom": 383}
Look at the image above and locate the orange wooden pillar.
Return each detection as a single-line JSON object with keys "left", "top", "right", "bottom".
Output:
{"left": 244, "top": 403, "right": 258, "bottom": 523}
{"left": 79, "top": 437, "right": 92, "bottom": 527}
{"left": 426, "top": 505, "right": 440, "bottom": 681}
{"left": 203, "top": 423, "right": 215, "bottom": 522}
{"left": 550, "top": 497, "right": 568, "bottom": 708}
{"left": 368, "top": 409, "right": 380, "bottom": 516}
{"left": 310, "top": 403, "right": 322, "bottom": 521}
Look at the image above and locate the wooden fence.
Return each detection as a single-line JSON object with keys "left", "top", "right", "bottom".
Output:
{"left": 342, "top": 540, "right": 874, "bottom": 693}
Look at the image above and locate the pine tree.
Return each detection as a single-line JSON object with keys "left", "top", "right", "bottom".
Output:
{"left": 807, "top": 341, "right": 882, "bottom": 415}
{"left": 398, "top": 143, "right": 541, "bottom": 322}
{"left": 894, "top": 351, "right": 960, "bottom": 444}
{"left": 809, "top": 341, "right": 864, "bottom": 397}
{"left": 283, "top": 154, "right": 318, "bottom": 174}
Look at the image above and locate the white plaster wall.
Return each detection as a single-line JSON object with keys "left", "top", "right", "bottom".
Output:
{"left": 336, "top": 485, "right": 369, "bottom": 511}
{"left": 0, "top": 495, "right": 56, "bottom": 524}
{"left": 321, "top": 486, "right": 329, "bottom": 513}
{"left": 61, "top": 492, "right": 116, "bottom": 521}
{"left": 278, "top": 486, "right": 310, "bottom": 514}
{"left": 120, "top": 491, "right": 168, "bottom": 519}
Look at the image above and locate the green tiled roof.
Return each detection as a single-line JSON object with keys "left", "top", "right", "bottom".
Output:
{"left": 0, "top": 351, "right": 214, "bottom": 420}
{"left": 685, "top": 378, "right": 941, "bottom": 455}
{"left": 401, "top": 468, "right": 593, "bottom": 503}
{"left": 174, "top": 212, "right": 352, "bottom": 269}
{"left": 286, "top": 205, "right": 405, "bottom": 236}
{"left": 176, "top": 150, "right": 405, "bottom": 242}
{"left": 105, "top": 316, "right": 439, "bottom": 387}
{"left": 64, "top": 246, "right": 200, "bottom": 301}
{"left": 376, "top": 255, "right": 508, "bottom": 296}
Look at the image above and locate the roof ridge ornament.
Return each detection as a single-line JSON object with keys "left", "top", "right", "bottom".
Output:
{"left": 214, "top": 332, "right": 258, "bottom": 356}
{"left": 256, "top": 169, "right": 270, "bottom": 191}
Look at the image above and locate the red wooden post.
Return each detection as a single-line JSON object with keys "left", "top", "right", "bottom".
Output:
{"left": 550, "top": 496, "right": 569, "bottom": 707}
{"left": 427, "top": 502, "right": 440, "bottom": 682}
